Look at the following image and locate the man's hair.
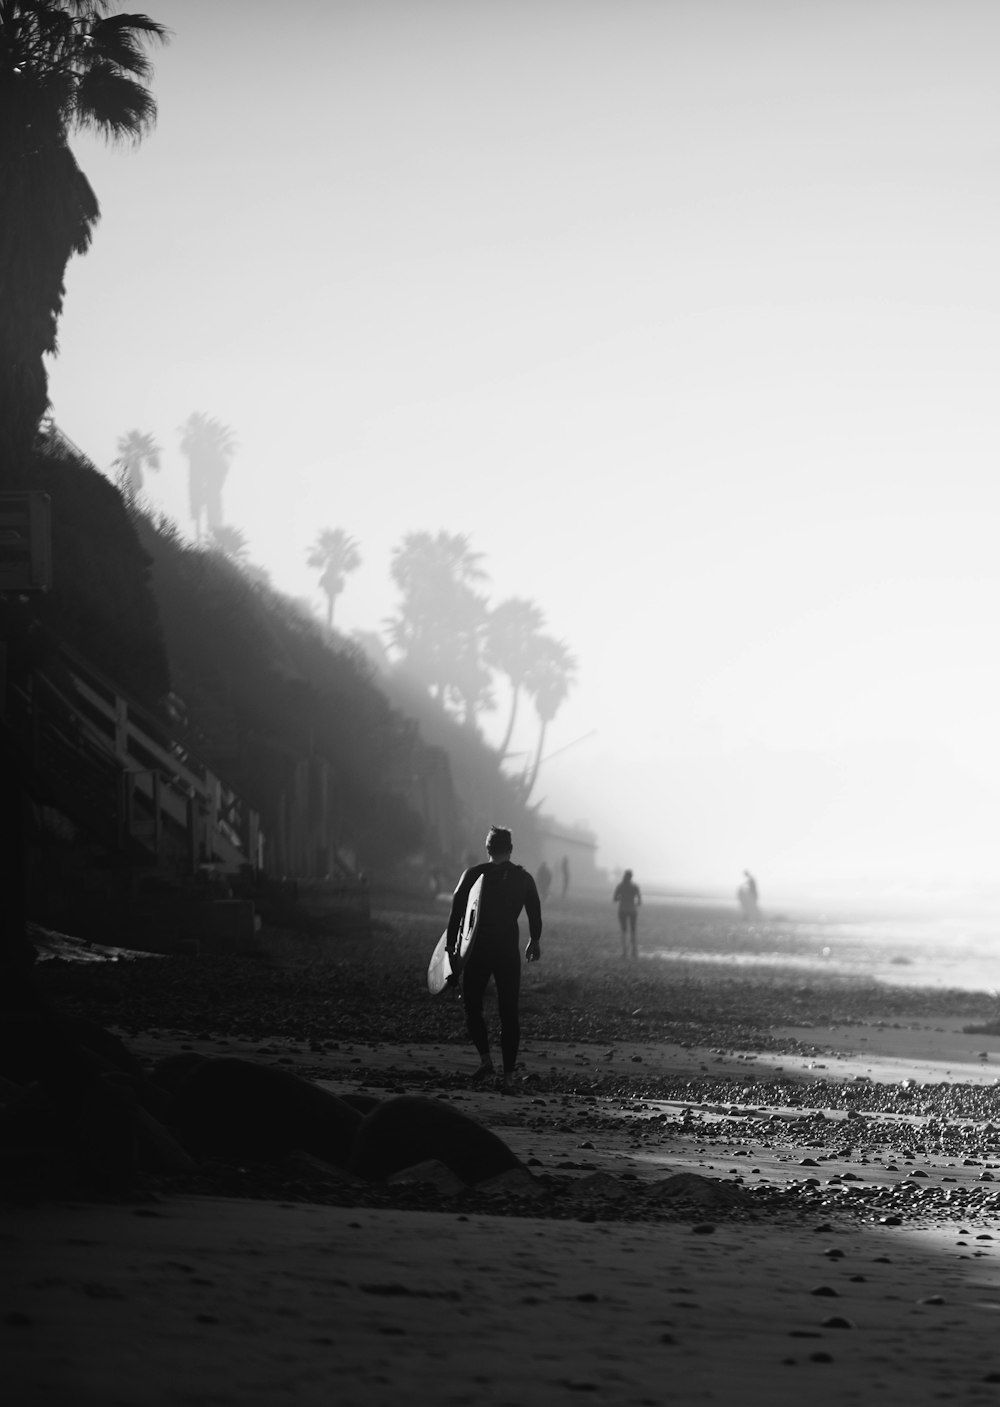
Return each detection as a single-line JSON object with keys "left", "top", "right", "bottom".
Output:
{"left": 485, "top": 825, "right": 513, "bottom": 854}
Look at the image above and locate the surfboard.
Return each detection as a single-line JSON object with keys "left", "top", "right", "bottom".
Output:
{"left": 427, "top": 930, "right": 453, "bottom": 995}
{"left": 426, "top": 873, "right": 484, "bottom": 994}
{"left": 456, "top": 873, "right": 484, "bottom": 966}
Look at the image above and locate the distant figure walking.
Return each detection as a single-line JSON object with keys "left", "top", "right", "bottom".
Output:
{"left": 536, "top": 860, "right": 552, "bottom": 902}
{"left": 560, "top": 855, "right": 570, "bottom": 900}
{"left": 737, "top": 870, "right": 760, "bottom": 920}
{"left": 613, "top": 869, "right": 642, "bottom": 957}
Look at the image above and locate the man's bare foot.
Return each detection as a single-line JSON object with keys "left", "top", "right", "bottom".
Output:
{"left": 500, "top": 1073, "right": 520, "bottom": 1095}
{"left": 470, "top": 1062, "right": 495, "bottom": 1084}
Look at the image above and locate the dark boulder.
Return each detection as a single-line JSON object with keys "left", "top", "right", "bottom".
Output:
{"left": 149, "top": 1051, "right": 210, "bottom": 1095}
{"left": 0, "top": 1011, "right": 142, "bottom": 1089}
{"left": 167, "top": 1057, "right": 362, "bottom": 1166}
{"left": 349, "top": 1094, "right": 522, "bottom": 1186}
{"left": 340, "top": 1092, "right": 382, "bottom": 1116}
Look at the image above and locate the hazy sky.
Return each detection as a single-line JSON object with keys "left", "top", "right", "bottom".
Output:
{"left": 48, "top": 0, "right": 1000, "bottom": 898}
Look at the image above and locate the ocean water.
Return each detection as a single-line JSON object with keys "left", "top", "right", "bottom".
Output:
{"left": 642, "top": 898, "right": 1000, "bottom": 994}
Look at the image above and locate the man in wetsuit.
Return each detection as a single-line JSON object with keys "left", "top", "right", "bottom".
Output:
{"left": 446, "top": 825, "right": 542, "bottom": 1094}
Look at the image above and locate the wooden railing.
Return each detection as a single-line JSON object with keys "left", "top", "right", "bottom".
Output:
{"left": 6, "top": 640, "right": 262, "bottom": 876}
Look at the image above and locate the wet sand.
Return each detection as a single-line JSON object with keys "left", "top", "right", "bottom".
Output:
{"left": 8, "top": 895, "right": 1000, "bottom": 1404}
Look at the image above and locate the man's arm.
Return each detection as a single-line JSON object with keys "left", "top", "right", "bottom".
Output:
{"left": 523, "top": 873, "right": 543, "bottom": 952}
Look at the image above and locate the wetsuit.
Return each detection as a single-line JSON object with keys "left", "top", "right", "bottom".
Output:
{"left": 447, "top": 860, "right": 542, "bottom": 1075}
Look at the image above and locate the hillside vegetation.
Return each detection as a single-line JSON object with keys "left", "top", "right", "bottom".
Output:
{"left": 8, "top": 442, "right": 543, "bottom": 878}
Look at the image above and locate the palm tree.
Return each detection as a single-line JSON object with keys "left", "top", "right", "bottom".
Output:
{"left": 206, "top": 524, "right": 249, "bottom": 563}
{"left": 0, "top": 2, "right": 168, "bottom": 476}
{"left": 485, "top": 596, "right": 547, "bottom": 757}
{"left": 306, "top": 527, "right": 361, "bottom": 629}
{"left": 387, "top": 531, "right": 491, "bottom": 724}
{"left": 522, "top": 636, "right": 577, "bottom": 802}
{"left": 178, "top": 412, "right": 236, "bottom": 539}
{"left": 112, "top": 428, "right": 161, "bottom": 498}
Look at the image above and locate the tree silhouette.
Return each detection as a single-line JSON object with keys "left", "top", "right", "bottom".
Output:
{"left": 522, "top": 635, "right": 577, "bottom": 802}
{"left": 206, "top": 524, "right": 249, "bottom": 562}
{"left": 0, "top": 1, "right": 167, "bottom": 475}
{"left": 179, "top": 412, "right": 236, "bottom": 539}
{"left": 486, "top": 596, "right": 547, "bottom": 757}
{"left": 307, "top": 527, "right": 361, "bottom": 629}
{"left": 386, "top": 531, "right": 491, "bottom": 726}
{"left": 112, "top": 428, "right": 161, "bottom": 498}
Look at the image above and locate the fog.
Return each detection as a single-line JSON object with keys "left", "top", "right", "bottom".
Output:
{"left": 46, "top": 0, "right": 1000, "bottom": 904}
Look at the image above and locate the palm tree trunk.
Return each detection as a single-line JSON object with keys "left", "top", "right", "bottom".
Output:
{"left": 524, "top": 718, "right": 549, "bottom": 801}
{"left": 497, "top": 683, "right": 520, "bottom": 757}
{"left": 325, "top": 592, "right": 334, "bottom": 630}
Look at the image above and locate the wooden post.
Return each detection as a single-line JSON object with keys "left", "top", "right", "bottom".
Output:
{"left": 0, "top": 766, "right": 27, "bottom": 955}
{"left": 152, "top": 770, "right": 162, "bottom": 858}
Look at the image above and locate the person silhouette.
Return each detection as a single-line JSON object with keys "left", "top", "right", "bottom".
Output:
{"left": 560, "top": 855, "right": 570, "bottom": 900}
{"left": 446, "top": 826, "right": 542, "bottom": 1094}
{"left": 536, "top": 860, "right": 552, "bottom": 902}
{"left": 737, "top": 870, "right": 760, "bottom": 920}
{"left": 613, "top": 868, "right": 642, "bottom": 958}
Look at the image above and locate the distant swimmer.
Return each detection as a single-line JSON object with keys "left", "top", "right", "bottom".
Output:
{"left": 613, "top": 868, "right": 642, "bottom": 958}
{"left": 737, "top": 869, "right": 760, "bottom": 920}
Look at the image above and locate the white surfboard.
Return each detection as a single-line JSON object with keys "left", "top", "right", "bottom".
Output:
{"left": 427, "top": 930, "right": 453, "bottom": 995}
{"left": 426, "top": 873, "right": 484, "bottom": 994}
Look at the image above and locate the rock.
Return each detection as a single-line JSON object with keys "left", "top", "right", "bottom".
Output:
{"left": 168, "top": 1057, "right": 362, "bottom": 1166}
{"left": 59, "top": 1016, "right": 145, "bottom": 1079}
{"left": 0, "top": 1075, "right": 25, "bottom": 1104}
{"left": 644, "top": 1172, "right": 749, "bottom": 1207}
{"left": 149, "top": 1052, "right": 210, "bottom": 1095}
{"left": 567, "top": 1172, "right": 630, "bottom": 1202}
{"left": 75, "top": 1075, "right": 140, "bottom": 1191}
{"left": 386, "top": 1159, "right": 467, "bottom": 1194}
{"left": 349, "top": 1094, "right": 522, "bottom": 1185}
{"left": 339, "top": 1093, "right": 382, "bottom": 1115}
{"left": 133, "top": 1104, "right": 196, "bottom": 1173}
{"left": 0, "top": 1012, "right": 142, "bottom": 1088}
{"left": 283, "top": 1149, "right": 362, "bottom": 1181}
{"left": 476, "top": 1167, "right": 545, "bottom": 1199}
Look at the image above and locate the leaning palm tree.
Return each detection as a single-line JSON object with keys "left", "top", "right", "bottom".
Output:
{"left": 522, "top": 636, "right": 577, "bottom": 802}
{"left": 485, "top": 596, "right": 547, "bottom": 757}
{"left": 306, "top": 527, "right": 361, "bottom": 629}
{"left": 112, "top": 428, "right": 161, "bottom": 498}
{"left": 0, "top": 2, "right": 168, "bottom": 476}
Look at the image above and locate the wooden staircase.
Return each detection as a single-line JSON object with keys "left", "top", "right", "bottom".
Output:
{"left": 4, "top": 634, "right": 262, "bottom": 878}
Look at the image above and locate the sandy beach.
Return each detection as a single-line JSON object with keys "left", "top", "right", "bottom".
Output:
{"left": 8, "top": 895, "right": 1000, "bottom": 1404}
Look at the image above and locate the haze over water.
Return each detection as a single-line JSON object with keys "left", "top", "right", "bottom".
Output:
{"left": 638, "top": 891, "right": 1000, "bottom": 995}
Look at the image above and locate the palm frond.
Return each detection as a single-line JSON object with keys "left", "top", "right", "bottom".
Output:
{"left": 90, "top": 13, "right": 168, "bottom": 78}
{"left": 74, "top": 63, "right": 156, "bottom": 137}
